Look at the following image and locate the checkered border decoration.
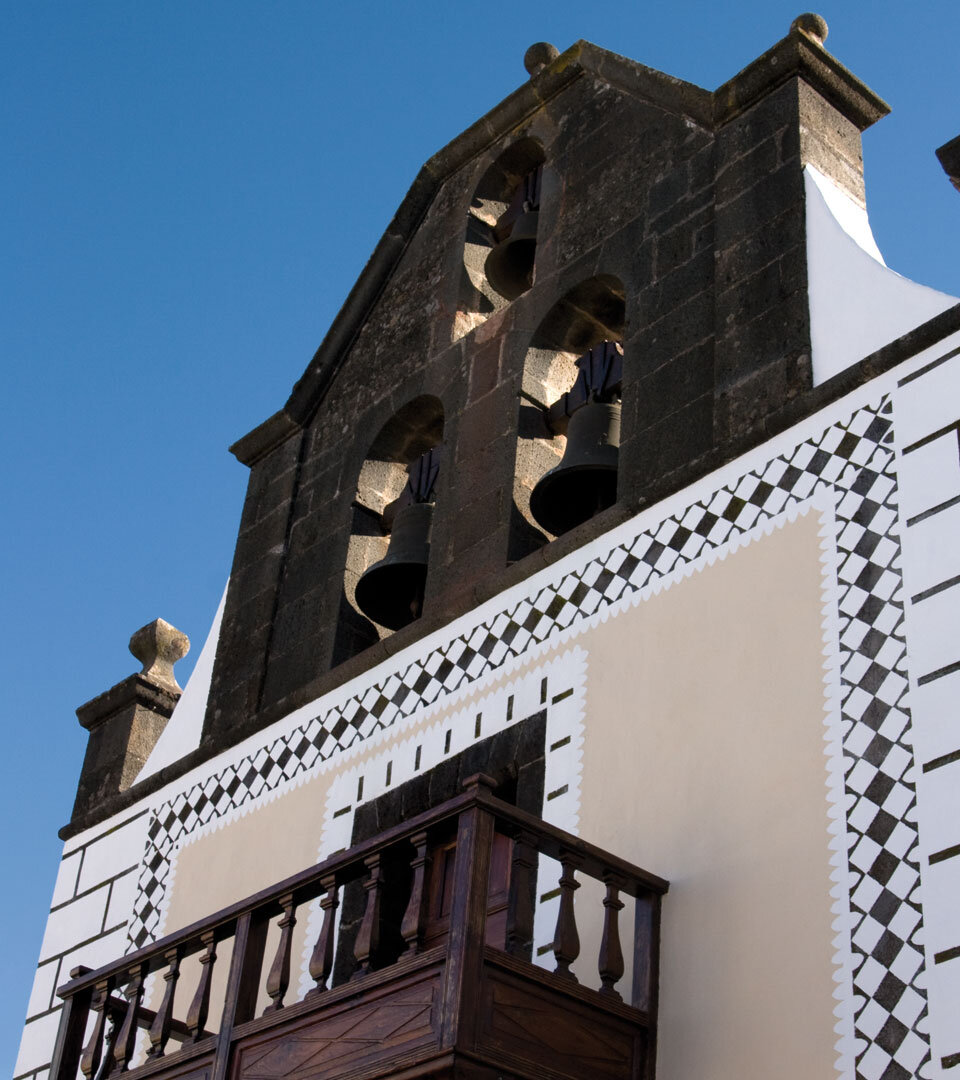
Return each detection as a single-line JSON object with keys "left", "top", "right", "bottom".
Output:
{"left": 129, "top": 396, "right": 927, "bottom": 1080}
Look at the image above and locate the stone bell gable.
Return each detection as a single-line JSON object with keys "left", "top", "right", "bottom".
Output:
{"left": 201, "top": 22, "right": 890, "bottom": 756}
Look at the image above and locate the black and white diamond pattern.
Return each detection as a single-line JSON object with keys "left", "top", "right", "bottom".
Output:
{"left": 128, "top": 397, "right": 926, "bottom": 1080}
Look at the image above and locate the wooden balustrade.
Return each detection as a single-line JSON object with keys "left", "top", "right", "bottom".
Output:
{"left": 51, "top": 780, "right": 668, "bottom": 1080}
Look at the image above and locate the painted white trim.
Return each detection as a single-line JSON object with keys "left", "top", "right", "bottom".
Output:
{"left": 805, "top": 165, "right": 957, "bottom": 387}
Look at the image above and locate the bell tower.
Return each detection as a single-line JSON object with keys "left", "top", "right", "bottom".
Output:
{"left": 194, "top": 18, "right": 887, "bottom": 759}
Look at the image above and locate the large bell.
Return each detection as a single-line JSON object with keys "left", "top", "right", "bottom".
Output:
{"left": 355, "top": 501, "right": 433, "bottom": 631}
{"left": 484, "top": 209, "right": 539, "bottom": 300}
{"left": 529, "top": 400, "right": 621, "bottom": 537}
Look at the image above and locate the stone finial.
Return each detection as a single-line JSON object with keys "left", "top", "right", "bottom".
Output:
{"left": 791, "top": 12, "right": 828, "bottom": 45}
{"left": 129, "top": 618, "right": 190, "bottom": 692}
{"left": 524, "top": 42, "right": 559, "bottom": 78}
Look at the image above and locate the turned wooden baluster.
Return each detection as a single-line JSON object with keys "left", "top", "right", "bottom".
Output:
{"left": 353, "top": 853, "right": 383, "bottom": 979}
{"left": 79, "top": 978, "right": 111, "bottom": 1080}
{"left": 552, "top": 852, "right": 582, "bottom": 980}
{"left": 146, "top": 948, "right": 180, "bottom": 1058}
{"left": 186, "top": 931, "right": 217, "bottom": 1042}
{"left": 263, "top": 893, "right": 297, "bottom": 1013}
{"left": 307, "top": 875, "right": 339, "bottom": 995}
{"left": 400, "top": 831, "right": 430, "bottom": 956}
{"left": 598, "top": 871, "right": 626, "bottom": 999}
{"left": 505, "top": 828, "right": 538, "bottom": 959}
{"left": 99, "top": 1015, "right": 120, "bottom": 1080}
{"left": 111, "top": 964, "right": 145, "bottom": 1072}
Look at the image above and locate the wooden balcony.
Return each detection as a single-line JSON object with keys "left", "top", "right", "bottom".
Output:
{"left": 51, "top": 775, "right": 668, "bottom": 1080}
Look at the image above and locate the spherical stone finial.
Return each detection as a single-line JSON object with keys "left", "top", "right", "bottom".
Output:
{"left": 129, "top": 618, "right": 190, "bottom": 692}
{"left": 791, "top": 12, "right": 828, "bottom": 44}
{"left": 524, "top": 42, "right": 559, "bottom": 78}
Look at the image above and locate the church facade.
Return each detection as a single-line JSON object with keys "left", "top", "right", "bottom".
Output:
{"left": 17, "top": 18, "right": 960, "bottom": 1080}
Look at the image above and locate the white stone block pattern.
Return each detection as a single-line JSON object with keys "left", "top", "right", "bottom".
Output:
{"left": 38, "top": 886, "right": 109, "bottom": 963}
{"left": 48, "top": 851, "right": 81, "bottom": 909}
{"left": 896, "top": 431, "right": 960, "bottom": 522}
{"left": 75, "top": 812, "right": 149, "bottom": 894}
{"left": 14, "top": 1011, "right": 61, "bottom": 1079}
{"left": 895, "top": 350, "right": 960, "bottom": 448}
{"left": 904, "top": 586, "right": 960, "bottom": 681}
{"left": 906, "top": 672, "right": 960, "bottom": 766}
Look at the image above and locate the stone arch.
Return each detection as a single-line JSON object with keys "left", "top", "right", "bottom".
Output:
{"left": 332, "top": 396, "right": 445, "bottom": 665}
{"left": 453, "top": 137, "right": 546, "bottom": 341}
{"left": 510, "top": 275, "right": 626, "bottom": 556}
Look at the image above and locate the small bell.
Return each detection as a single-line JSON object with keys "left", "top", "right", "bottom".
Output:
{"left": 529, "top": 401, "right": 621, "bottom": 537}
{"left": 484, "top": 209, "right": 539, "bottom": 300}
{"left": 484, "top": 166, "right": 542, "bottom": 301}
{"left": 354, "top": 449, "right": 440, "bottom": 631}
{"left": 529, "top": 342, "right": 623, "bottom": 537}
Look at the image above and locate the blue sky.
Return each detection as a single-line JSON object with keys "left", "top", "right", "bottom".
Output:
{"left": 2, "top": 1, "right": 958, "bottom": 1067}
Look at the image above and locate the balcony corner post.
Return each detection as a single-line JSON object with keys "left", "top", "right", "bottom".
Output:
{"left": 438, "top": 781, "right": 496, "bottom": 1050}
{"left": 632, "top": 889, "right": 663, "bottom": 1016}
{"left": 209, "top": 911, "right": 265, "bottom": 1080}
{"left": 48, "top": 975, "right": 92, "bottom": 1080}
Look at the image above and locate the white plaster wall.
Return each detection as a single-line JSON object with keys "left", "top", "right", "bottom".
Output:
{"left": 892, "top": 338, "right": 960, "bottom": 1078}
{"left": 15, "top": 811, "right": 150, "bottom": 1079}
{"left": 805, "top": 166, "right": 957, "bottom": 386}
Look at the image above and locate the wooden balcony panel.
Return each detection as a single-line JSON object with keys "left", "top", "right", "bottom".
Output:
{"left": 473, "top": 951, "right": 647, "bottom": 1080}
{"left": 230, "top": 953, "right": 445, "bottom": 1080}
{"left": 120, "top": 1048, "right": 216, "bottom": 1080}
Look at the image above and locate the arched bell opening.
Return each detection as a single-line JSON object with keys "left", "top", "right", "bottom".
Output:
{"left": 332, "top": 396, "right": 444, "bottom": 666}
{"left": 511, "top": 276, "right": 626, "bottom": 556}
{"left": 453, "top": 137, "right": 545, "bottom": 342}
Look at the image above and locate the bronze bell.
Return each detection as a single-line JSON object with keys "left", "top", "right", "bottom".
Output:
{"left": 484, "top": 208, "right": 539, "bottom": 300}
{"left": 530, "top": 340, "right": 623, "bottom": 537}
{"left": 354, "top": 448, "right": 440, "bottom": 631}
{"left": 355, "top": 501, "right": 433, "bottom": 631}
{"left": 529, "top": 400, "right": 621, "bottom": 538}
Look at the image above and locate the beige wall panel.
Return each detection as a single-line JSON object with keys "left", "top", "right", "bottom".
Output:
{"left": 578, "top": 510, "right": 837, "bottom": 1079}
{"left": 160, "top": 771, "right": 335, "bottom": 1018}
{"left": 166, "top": 771, "right": 335, "bottom": 932}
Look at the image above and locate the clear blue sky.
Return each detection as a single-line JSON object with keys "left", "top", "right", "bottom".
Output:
{"left": 2, "top": 0, "right": 958, "bottom": 1067}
